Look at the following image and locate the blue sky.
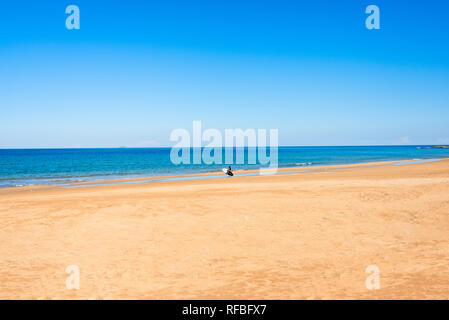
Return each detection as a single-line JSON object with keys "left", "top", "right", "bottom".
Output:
{"left": 1, "top": 0, "right": 448, "bottom": 148}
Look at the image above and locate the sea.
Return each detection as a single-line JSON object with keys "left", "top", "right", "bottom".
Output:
{"left": 0, "top": 146, "right": 448, "bottom": 188}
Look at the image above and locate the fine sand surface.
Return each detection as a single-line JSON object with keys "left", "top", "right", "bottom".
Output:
{"left": 1, "top": 159, "right": 449, "bottom": 299}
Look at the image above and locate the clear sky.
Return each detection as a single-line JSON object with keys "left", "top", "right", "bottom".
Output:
{"left": 1, "top": 0, "right": 448, "bottom": 148}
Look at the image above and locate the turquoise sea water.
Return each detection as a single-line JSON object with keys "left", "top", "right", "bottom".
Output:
{"left": 0, "top": 146, "right": 448, "bottom": 188}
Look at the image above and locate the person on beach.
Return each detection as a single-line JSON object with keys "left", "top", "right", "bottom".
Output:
{"left": 226, "top": 166, "right": 234, "bottom": 176}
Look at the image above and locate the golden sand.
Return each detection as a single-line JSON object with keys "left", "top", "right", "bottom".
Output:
{"left": 1, "top": 159, "right": 448, "bottom": 299}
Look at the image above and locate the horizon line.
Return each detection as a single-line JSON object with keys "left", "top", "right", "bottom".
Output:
{"left": 1, "top": 144, "right": 448, "bottom": 150}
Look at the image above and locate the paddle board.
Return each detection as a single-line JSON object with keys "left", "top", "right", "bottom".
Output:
{"left": 222, "top": 168, "right": 234, "bottom": 176}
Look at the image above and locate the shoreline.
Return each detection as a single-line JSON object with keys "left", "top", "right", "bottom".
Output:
{"left": 2, "top": 145, "right": 449, "bottom": 190}
{"left": 1, "top": 157, "right": 446, "bottom": 193}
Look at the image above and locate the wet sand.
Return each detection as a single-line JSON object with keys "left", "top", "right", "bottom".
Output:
{"left": 1, "top": 159, "right": 448, "bottom": 299}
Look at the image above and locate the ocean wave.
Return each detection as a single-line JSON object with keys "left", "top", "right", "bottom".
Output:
{"left": 295, "top": 162, "right": 313, "bottom": 166}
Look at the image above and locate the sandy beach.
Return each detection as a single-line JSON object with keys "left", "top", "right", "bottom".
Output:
{"left": 1, "top": 159, "right": 448, "bottom": 299}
